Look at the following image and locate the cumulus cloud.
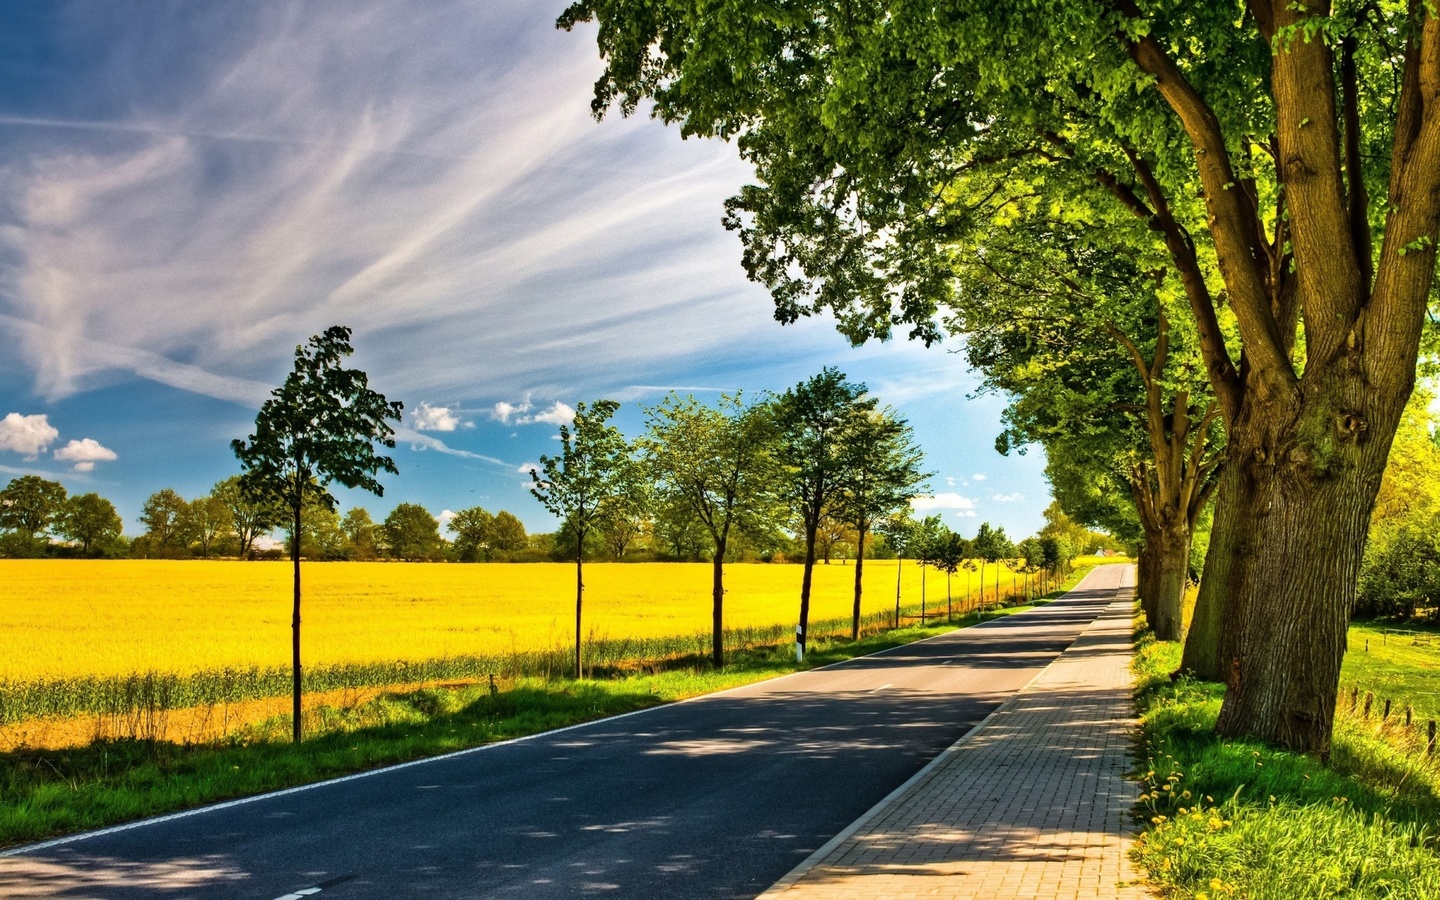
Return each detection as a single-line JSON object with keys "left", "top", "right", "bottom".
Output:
{"left": 910, "top": 493, "right": 976, "bottom": 513}
{"left": 972, "top": 473, "right": 987, "bottom": 481}
{"left": 53, "top": 437, "right": 118, "bottom": 472}
{"left": 0, "top": 413, "right": 59, "bottom": 458}
{"left": 491, "top": 397, "right": 575, "bottom": 426}
{"left": 412, "top": 402, "right": 461, "bottom": 432}
{"left": 436, "top": 508, "right": 457, "bottom": 530}
{"left": 992, "top": 492, "right": 1024, "bottom": 503}
{"left": 516, "top": 461, "right": 540, "bottom": 476}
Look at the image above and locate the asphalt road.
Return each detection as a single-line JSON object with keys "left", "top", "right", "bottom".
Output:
{"left": 1, "top": 565, "right": 1126, "bottom": 900}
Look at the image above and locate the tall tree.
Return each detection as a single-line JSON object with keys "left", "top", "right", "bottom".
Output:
{"left": 562, "top": 0, "right": 1440, "bottom": 752}
{"left": 384, "top": 502, "right": 443, "bottom": 561}
{"left": 489, "top": 511, "right": 528, "bottom": 552}
{"left": 775, "top": 368, "right": 872, "bottom": 658}
{"left": 933, "top": 529, "right": 969, "bottom": 621}
{"left": 58, "top": 492, "right": 123, "bottom": 556}
{"left": 530, "top": 400, "right": 632, "bottom": 679}
{"left": 183, "top": 493, "right": 234, "bottom": 558}
{"left": 0, "top": 476, "right": 67, "bottom": 544}
{"left": 213, "top": 475, "right": 281, "bottom": 560}
{"left": 835, "top": 407, "right": 927, "bottom": 639}
{"left": 449, "top": 506, "right": 496, "bottom": 561}
{"left": 139, "top": 488, "right": 189, "bottom": 553}
{"left": 341, "top": 507, "right": 379, "bottom": 560}
{"left": 643, "top": 392, "right": 779, "bottom": 666}
{"left": 232, "top": 326, "right": 401, "bottom": 743}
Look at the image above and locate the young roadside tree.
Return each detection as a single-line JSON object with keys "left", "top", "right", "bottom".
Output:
{"left": 213, "top": 475, "right": 281, "bottom": 559}
{"left": 971, "top": 523, "right": 1015, "bottom": 612}
{"left": 642, "top": 392, "right": 779, "bottom": 666}
{"left": 933, "top": 529, "right": 969, "bottom": 622}
{"left": 58, "top": 493, "right": 123, "bottom": 556}
{"left": 835, "top": 408, "right": 927, "bottom": 639}
{"left": 448, "top": 505, "right": 495, "bottom": 561}
{"left": 530, "top": 400, "right": 633, "bottom": 678}
{"left": 384, "top": 503, "right": 443, "bottom": 561}
{"left": 775, "top": 369, "right": 873, "bottom": 658}
{"left": 911, "top": 514, "right": 945, "bottom": 622}
{"left": 139, "top": 488, "right": 189, "bottom": 555}
{"left": 562, "top": 0, "right": 1440, "bottom": 752}
{"left": 877, "top": 512, "right": 918, "bottom": 628}
{"left": 0, "top": 476, "right": 67, "bottom": 551}
{"left": 232, "top": 326, "right": 401, "bottom": 743}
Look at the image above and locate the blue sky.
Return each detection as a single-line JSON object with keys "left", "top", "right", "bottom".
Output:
{"left": 0, "top": 0, "right": 1050, "bottom": 539}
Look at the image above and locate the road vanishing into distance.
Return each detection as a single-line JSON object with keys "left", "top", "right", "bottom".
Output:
{"left": 1, "top": 566, "right": 1127, "bottom": 900}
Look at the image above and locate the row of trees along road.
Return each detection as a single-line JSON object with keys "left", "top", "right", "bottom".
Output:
{"left": 563, "top": 0, "right": 1440, "bottom": 752}
{"left": 532, "top": 368, "right": 929, "bottom": 673}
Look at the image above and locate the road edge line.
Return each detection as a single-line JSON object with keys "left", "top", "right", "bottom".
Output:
{"left": 752, "top": 565, "right": 1129, "bottom": 898}
{"left": 1, "top": 565, "right": 1121, "bottom": 858}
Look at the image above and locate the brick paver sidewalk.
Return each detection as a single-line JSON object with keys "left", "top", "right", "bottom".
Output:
{"left": 758, "top": 565, "right": 1146, "bottom": 900}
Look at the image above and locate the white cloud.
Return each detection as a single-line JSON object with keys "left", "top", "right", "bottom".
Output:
{"left": 394, "top": 426, "right": 508, "bottom": 466}
{"left": 412, "top": 401, "right": 461, "bottom": 432}
{"left": 436, "top": 508, "right": 457, "bottom": 530}
{"left": 972, "top": 473, "right": 987, "bottom": 481}
{"left": 910, "top": 493, "right": 976, "bottom": 513}
{"left": 491, "top": 397, "right": 574, "bottom": 426}
{"left": 953, "top": 510, "right": 978, "bottom": 518}
{"left": 517, "top": 461, "right": 540, "bottom": 476}
{"left": 0, "top": 413, "right": 59, "bottom": 458}
{"left": 53, "top": 437, "right": 118, "bottom": 472}
{"left": 992, "top": 492, "right": 1024, "bottom": 503}
{"left": 944, "top": 476, "right": 957, "bottom": 487}
{"left": 525, "top": 401, "right": 575, "bottom": 426}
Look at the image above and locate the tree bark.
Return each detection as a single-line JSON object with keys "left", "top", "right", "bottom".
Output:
{"left": 575, "top": 535, "right": 585, "bottom": 680}
{"left": 1149, "top": 523, "right": 1192, "bottom": 642}
{"left": 712, "top": 536, "right": 727, "bottom": 668}
{"left": 1213, "top": 369, "right": 1407, "bottom": 753}
{"left": 291, "top": 501, "right": 302, "bottom": 745}
{"left": 851, "top": 524, "right": 866, "bottom": 641}
{"left": 1182, "top": 469, "right": 1240, "bottom": 680}
{"left": 798, "top": 519, "right": 818, "bottom": 657}
{"left": 893, "top": 552, "right": 902, "bottom": 628}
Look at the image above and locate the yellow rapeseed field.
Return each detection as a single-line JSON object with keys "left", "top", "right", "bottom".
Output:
{"left": 0, "top": 559, "right": 1027, "bottom": 680}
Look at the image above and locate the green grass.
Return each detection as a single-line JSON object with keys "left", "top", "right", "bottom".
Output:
{"left": 0, "top": 570, "right": 1101, "bottom": 851}
{"left": 1342, "top": 619, "right": 1440, "bottom": 724}
{"left": 1132, "top": 629, "right": 1440, "bottom": 899}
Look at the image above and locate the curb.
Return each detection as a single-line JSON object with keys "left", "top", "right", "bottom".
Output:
{"left": 754, "top": 565, "right": 1133, "bottom": 898}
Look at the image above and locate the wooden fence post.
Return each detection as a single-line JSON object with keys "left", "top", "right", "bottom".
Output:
{"left": 1429, "top": 720, "right": 1437, "bottom": 756}
{"left": 1364, "top": 692, "right": 1374, "bottom": 719}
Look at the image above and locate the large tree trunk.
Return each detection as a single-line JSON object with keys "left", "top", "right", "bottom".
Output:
{"left": 1135, "top": 542, "right": 1159, "bottom": 627}
{"left": 1182, "top": 469, "right": 1241, "bottom": 680}
{"left": 712, "top": 536, "right": 727, "bottom": 668}
{"left": 291, "top": 502, "right": 302, "bottom": 745}
{"left": 1213, "top": 373, "right": 1404, "bottom": 753}
{"left": 851, "top": 524, "right": 866, "bottom": 641}
{"left": 1150, "top": 523, "right": 1192, "bottom": 642}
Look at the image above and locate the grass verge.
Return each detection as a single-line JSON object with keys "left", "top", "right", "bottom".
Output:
{"left": 1131, "top": 629, "right": 1440, "bottom": 899}
{"left": 0, "top": 567, "right": 1097, "bottom": 850}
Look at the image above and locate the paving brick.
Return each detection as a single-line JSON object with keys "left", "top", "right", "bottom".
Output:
{"left": 757, "top": 566, "right": 1148, "bottom": 899}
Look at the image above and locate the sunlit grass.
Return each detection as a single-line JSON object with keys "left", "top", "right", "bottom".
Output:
{"left": 1132, "top": 630, "right": 1440, "bottom": 899}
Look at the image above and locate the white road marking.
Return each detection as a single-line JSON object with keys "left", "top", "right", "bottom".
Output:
{"left": 272, "top": 888, "right": 321, "bottom": 900}
{"left": 869, "top": 684, "right": 893, "bottom": 693}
